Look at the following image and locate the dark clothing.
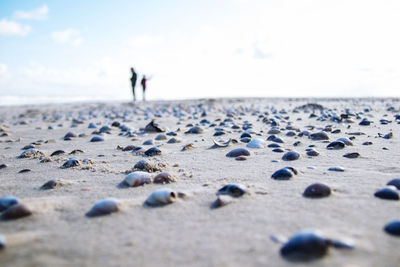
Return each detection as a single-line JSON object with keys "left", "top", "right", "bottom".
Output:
{"left": 141, "top": 77, "right": 147, "bottom": 101}
{"left": 130, "top": 72, "right": 137, "bottom": 101}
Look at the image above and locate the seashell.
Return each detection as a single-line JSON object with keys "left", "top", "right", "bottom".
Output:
{"left": 111, "top": 121, "right": 120, "bottom": 127}
{"left": 90, "top": 135, "right": 104, "bottom": 142}
{"left": 387, "top": 178, "right": 400, "bottom": 189}
{"left": 145, "top": 188, "right": 177, "bottom": 206}
{"left": 0, "top": 196, "right": 19, "bottom": 212}
{"left": 240, "top": 132, "right": 252, "bottom": 138}
{"left": 310, "top": 132, "right": 329, "bottom": 141}
{"left": 272, "top": 148, "right": 284, "bottom": 153}
{"left": 384, "top": 220, "right": 400, "bottom": 236}
{"left": 235, "top": 156, "right": 247, "bottom": 161}
{"left": 286, "top": 131, "right": 296, "bottom": 137}
{"left": 133, "top": 159, "right": 163, "bottom": 172}
{"left": 166, "top": 131, "right": 177, "bottom": 136}
{"left": 293, "top": 141, "right": 301, "bottom": 146}
{"left": 61, "top": 157, "right": 80, "bottom": 168}
{"left": 185, "top": 125, "right": 204, "bottom": 134}
{"left": 336, "top": 137, "right": 353, "bottom": 146}
{"left": 226, "top": 148, "right": 250, "bottom": 158}
{"left": 123, "top": 171, "right": 152, "bottom": 187}
{"left": 18, "top": 148, "right": 44, "bottom": 159}
{"left": 268, "top": 143, "right": 280, "bottom": 148}
{"left": 267, "top": 128, "right": 281, "bottom": 134}
{"left": 18, "top": 169, "right": 31, "bottom": 173}
{"left": 326, "top": 141, "right": 345, "bottom": 150}
{"left": 282, "top": 151, "right": 300, "bottom": 161}
{"left": 155, "top": 133, "right": 167, "bottom": 140}
{"left": 50, "top": 150, "right": 65, "bottom": 156}
{"left": 271, "top": 167, "right": 298, "bottom": 180}
{"left": 1, "top": 203, "right": 32, "bottom": 220}
{"left": 217, "top": 184, "right": 248, "bottom": 197}
{"left": 122, "top": 145, "right": 135, "bottom": 151}
{"left": 167, "top": 137, "right": 182, "bottom": 144}
{"left": 0, "top": 163, "right": 7, "bottom": 169}
{"left": 213, "top": 138, "right": 231, "bottom": 147}
{"left": 213, "top": 130, "right": 225, "bottom": 136}
{"left": 306, "top": 149, "right": 319, "bottom": 156}
{"left": 343, "top": 152, "right": 360, "bottom": 159}
{"left": 22, "top": 144, "right": 35, "bottom": 150}
{"left": 240, "top": 137, "right": 251, "bottom": 143}
{"left": 246, "top": 138, "right": 266, "bottom": 148}
{"left": 328, "top": 166, "right": 344, "bottom": 172}
{"left": 271, "top": 137, "right": 284, "bottom": 143}
{"left": 374, "top": 186, "right": 399, "bottom": 200}
{"left": 303, "top": 183, "right": 331, "bottom": 198}
{"left": 70, "top": 149, "right": 84, "bottom": 154}
{"left": 359, "top": 118, "right": 371, "bottom": 126}
{"left": 99, "top": 125, "right": 111, "bottom": 133}
{"left": 86, "top": 198, "right": 120, "bottom": 217}
{"left": 40, "top": 179, "right": 64, "bottom": 190}
{"left": 64, "top": 131, "right": 77, "bottom": 139}
{"left": 153, "top": 172, "right": 176, "bottom": 184}
{"left": 145, "top": 120, "right": 165, "bottom": 132}
{"left": 143, "top": 139, "right": 154, "bottom": 145}
{"left": 383, "top": 132, "right": 393, "bottom": 139}
{"left": 133, "top": 146, "right": 146, "bottom": 154}
{"left": 211, "top": 196, "right": 233, "bottom": 209}
{"left": 279, "top": 230, "right": 353, "bottom": 262}
{"left": 88, "top": 122, "right": 97, "bottom": 128}
{"left": 0, "top": 235, "right": 5, "bottom": 249}
{"left": 145, "top": 147, "right": 161, "bottom": 156}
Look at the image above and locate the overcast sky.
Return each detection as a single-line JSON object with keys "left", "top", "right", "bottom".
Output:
{"left": 1, "top": 0, "right": 400, "bottom": 102}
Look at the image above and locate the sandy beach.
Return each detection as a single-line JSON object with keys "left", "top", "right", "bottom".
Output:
{"left": 0, "top": 98, "right": 399, "bottom": 267}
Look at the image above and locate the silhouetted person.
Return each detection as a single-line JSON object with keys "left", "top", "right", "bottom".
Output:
{"left": 130, "top": 67, "right": 137, "bottom": 101}
{"left": 141, "top": 75, "right": 151, "bottom": 101}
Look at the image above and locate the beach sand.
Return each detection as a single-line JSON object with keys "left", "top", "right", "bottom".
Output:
{"left": 0, "top": 98, "right": 399, "bottom": 267}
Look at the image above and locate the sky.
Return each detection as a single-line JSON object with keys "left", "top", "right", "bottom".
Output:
{"left": 1, "top": 0, "right": 400, "bottom": 104}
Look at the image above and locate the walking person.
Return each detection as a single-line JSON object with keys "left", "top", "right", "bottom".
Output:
{"left": 130, "top": 67, "right": 137, "bottom": 101}
{"left": 140, "top": 75, "right": 151, "bottom": 101}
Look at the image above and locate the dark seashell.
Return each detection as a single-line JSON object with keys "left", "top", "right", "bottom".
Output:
{"left": 387, "top": 178, "right": 400, "bottom": 189}
{"left": 343, "top": 152, "right": 360, "bottom": 159}
{"left": 240, "top": 132, "right": 252, "bottom": 138}
{"left": 99, "top": 125, "right": 111, "bottom": 133}
{"left": 0, "top": 164, "right": 7, "bottom": 169}
{"left": 155, "top": 133, "right": 167, "bottom": 140}
{"left": 310, "top": 132, "right": 329, "bottom": 141}
{"left": 50, "top": 150, "right": 65, "bottom": 156}
{"left": 119, "top": 125, "right": 130, "bottom": 132}
{"left": 267, "top": 135, "right": 277, "bottom": 141}
{"left": 145, "top": 120, "right": 165, "bottom": 132}
{"left": 286, "top": 131, "right": 296, "bottom": 137}
{"left": 293, "top": 141, "right": 301, "bottom": 146}
{"left": 86, "top": 198, "right": 120, "bottom": 217}
{"left": 62, "top": 157, "right": 80, "bottom": 168}
{"left": 267, "top": 128, "right": 281, "bottom": 134}
{"left": 145, "top": 147, "right": 161, "bottom": 156}
{"left": 142, "top": 139, "right": 154, "bottom": 145}
{"left": 111, "top": 121, "right": 120, "bottom": 127}
{"left": 0, "top": 196, "right": 19, "bottom": 212}
{"left": 88, "top": 122, "right": 97, "bottom": 128}
{"left": 217, "top": 184, "right": 248, "bottom": 197}
{"left": 122, "top": 145, "right": 135, "bottom": 151}
{"left": 211, "top": 196, "right": 232, "bottom": 209}
{"left": 90, "top": 135, "right": 104, "bottom": 142}
{"left": 271, "top": 167, "right": 297, "bottom": 180}
{"left": 166, "top": 131, "right": 177, "bottom": 136}
{"left": 64, "top": 131, "right": 77, "bottom": 139}
{"left": 22, "top": 144, "right": 35, "bottom": 150}
{"left": 336, "top": 137, "right": 353, "bottom": 146}
{"left": 328, "top": 166, "right": 344, "bottom": 172}
{"left": 226, "top": 148, "right": 250, "bottom": 157}
{"left": 374, "top": 186, "right": 399, "bottom": 200}
{"left": 41, "top": 179, "right": 63, "bottom": 190}
{"left": 272, "top": 137, "right": 284, "bottom": 143}
{"left": 327, "top": 141, "right": 345, "bottom": 150}
{"left": 282, "top": 151, "right": 300, "bottom": 161}
{"left": 384, "top": 220, "right": 400, "bottom": 236}
{"left": 70, "top": 149, "right": 84, "bottom": 154}
{"left": 1, "top": 203, "right": 32, "bottom": 220}
{"left": 280, "top": 231, "right": 329, "bottom": 261}
{"left": 167, "top": 137, "right": 181, "bottom": 144}
{"left": 185, "top": 125, "right": 204, "bottom": 134}
{"left": 153, "top": 172, "right": 176, "bottom": 184}
{"left": 331, "top": 129, "right": 341, "bottom": 134}
{"left": 18, "top": 169, "right": 31, "bottom": 173}
{"left": 213, "top": 130, "right": 225, "bottom": 136}
{"left": 306, "top": 149, "right": 319, "bottom": 156}
{"left": 235, "top": 156, "right": 247, "bottom": 161}
{"left": 18, "top": 148, "right": 44, "bottom": 159}
{"left": 240, "top": 137, "right": 251, "bottom": 143}
{"left": 303, "top": 183, "right": 331, "bottom": 198}
{"left": 383, "top": 132, "right": 393, "bottom": 139}
{"left": 268, "top": 143, "right": 280, "bottom": 148}
{"left": 273, "top": 148, "right": 284, "bottom": 153}
{"left": 359, "top": 118, "right": 371, "bottom": 126}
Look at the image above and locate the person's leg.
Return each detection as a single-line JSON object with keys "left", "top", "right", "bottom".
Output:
{"left": 132, "top": 84, "right": 136, "bottom": 101}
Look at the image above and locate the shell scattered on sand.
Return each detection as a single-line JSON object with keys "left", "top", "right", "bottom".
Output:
{"left": 374, "top": 186, "right": 399, "bottom": 200}
{"left": 123, "top": 171, "right": 152, "bottom": 187}
{"left": 145, "top": 147, "right": 161, "bottom": 156}
{"left": 246, "top": 138, "right": 266, "bottom": 148}
{"left": 282, "top": 151, "right": 300, "bottom": 161}
{"left": 86, "top": 198, "right": 120, "bottom": 217}
{"left": 1, "top": 203, "right": 32, "bottom": 221}
{"left": 217, "top": 184, "right": 248, "bottom": 197}
{"left": 0, "top": 196, "right": 19, "bottom": 212}
{"left": 271, "top": 167, "right": 298, "bottom": 180}
{"left": 386, "top": 178, "right": 400, "bottom": 189}
{"left": 384, "top": 220, "right": 400, "bottom": 236}
{"left": 303, "top": 183, "right": 331, "bottom": 198}
{"left": 153, "top": 172, "right": 176, "bottom": 184}
{"left": 145, "top": 188, "right": 177, "bottom": 206}
{"left": 61, "top": 157, "right": 80, "bottom": 168}
{"left": 226, "top": 148, "right": 251, "bottom": 158}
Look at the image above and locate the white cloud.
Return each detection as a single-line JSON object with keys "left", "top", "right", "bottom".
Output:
{"left": 0, "top": 19, "right": 31, "bottom": 36}
{"left": 13, "top": 5, "right": 49, "bottom": 20}
{"left": 51, "top": 29, "right": 83, "bottom": 46}
{"left": 0, "top": 63, "right": 8, "bottom": 76}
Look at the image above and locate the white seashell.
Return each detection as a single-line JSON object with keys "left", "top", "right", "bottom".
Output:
{"left": 123, "top": 171, "right": 152, "bottom": 187}
{"left": 145, "top": 188, "right": 176, "bottom": 206}
{"left": 246, "top": 138, "right": 266, "bottom": 148}
{"left": 86, "top": 198, "right": 120, "bottom": 217}
{"left": 213, "top": 138, "right": 231, "bottom": 147}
